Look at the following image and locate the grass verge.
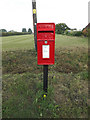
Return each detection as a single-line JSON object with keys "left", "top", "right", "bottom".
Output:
{"left": 2, "top": 47, "right": 88, "bottom": 118}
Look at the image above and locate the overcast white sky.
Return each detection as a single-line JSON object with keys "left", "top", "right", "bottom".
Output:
{"left": 0, "top": 0, "right": 89, "bottom": 32}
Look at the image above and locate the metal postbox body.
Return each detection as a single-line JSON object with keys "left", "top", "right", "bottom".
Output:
{"left": 37, "top": 23, "right": 55, "bottom": 65}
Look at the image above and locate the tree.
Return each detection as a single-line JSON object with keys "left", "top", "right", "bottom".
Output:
{"left": 0, "top": 29, "right": 7, "bottom": 32}
{"left": 28, "top": 28, "right": 32, "bottom": 34}
{"left": 55, "top": 23, "right": 70, "bottom": 34}
{"left": 22, "top": 28, "right": 27, "bottom": 32}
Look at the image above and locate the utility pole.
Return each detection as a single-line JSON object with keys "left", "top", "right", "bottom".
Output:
{"left": 32, "top": 0, "right": 37, "bottom": 51}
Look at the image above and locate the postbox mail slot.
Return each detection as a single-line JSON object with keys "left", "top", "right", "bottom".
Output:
{"left": 37, "top": 31, "right": 54, "bottom": 40}
{"left": 38, "top": 31, "right": 54, "bottom": 33}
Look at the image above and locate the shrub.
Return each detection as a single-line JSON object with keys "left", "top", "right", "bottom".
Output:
{"left": 64, "top": 30, "right": 82, "bottom": 36}
{"left": 73, "top": 31, "right": 82, "bottom": 36}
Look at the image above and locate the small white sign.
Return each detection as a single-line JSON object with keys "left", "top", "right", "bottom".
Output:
{"left": 42, "top": 45, "right": 50, "bottom": 58}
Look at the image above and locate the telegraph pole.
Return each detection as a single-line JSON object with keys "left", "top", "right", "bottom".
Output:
{"left": 32, "top": 0, "right": 37, "bottom": 51}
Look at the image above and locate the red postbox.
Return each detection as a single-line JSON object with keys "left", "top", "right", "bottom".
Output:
{"left": 37, "top": 23, "right": 55, "bottom": 65}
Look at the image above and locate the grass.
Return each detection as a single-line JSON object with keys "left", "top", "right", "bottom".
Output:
{"left": 2, "top": 34, "right": 88, "bottom": 118}
{"left": 2, "top": 34, "right": 88, "bottom": 51}
{"left": 55, "top": 34, "right": 88, "bottom": 48}
{"left": 2, "top": 35, "right": 34, "bottom": 51}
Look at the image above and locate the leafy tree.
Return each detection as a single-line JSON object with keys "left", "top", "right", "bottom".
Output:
{"left": 0, "top": 29, "right": 7, "bottom": 32}
{"left": 55, "top": 23, "right": 70, "bottom": 34}
{"left": 28, "top": 28, "right": 32, "bottom": 34}
{"left": 22, "top": 28, "right": 27, "bottom": 32}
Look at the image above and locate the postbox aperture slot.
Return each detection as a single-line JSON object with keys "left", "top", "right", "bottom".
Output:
{"left": 38, "top": 31, "right": 54, "bottom": 33}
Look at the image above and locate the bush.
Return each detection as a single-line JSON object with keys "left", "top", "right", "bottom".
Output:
{"left": 64, "top": 30, "right": 82, "bottom": 36}
{"left": 73, "top": 31, "right": 82, "bottom": 36}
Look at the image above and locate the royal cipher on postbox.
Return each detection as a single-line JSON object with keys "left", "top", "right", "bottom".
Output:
{"left": 37, "top": 23, "right": 55, "bottom": 65}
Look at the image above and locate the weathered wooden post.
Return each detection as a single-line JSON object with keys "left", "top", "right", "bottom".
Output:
{"left": 32, "top": 0, "right": 37, "bottom": 51}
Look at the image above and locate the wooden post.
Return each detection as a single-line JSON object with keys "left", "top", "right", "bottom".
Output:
{"left": 32, "top": 0, "right": 37, "bottom": 51}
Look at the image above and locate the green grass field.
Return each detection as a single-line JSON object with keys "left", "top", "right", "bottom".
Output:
{"left": 2, "top": 34, "right": 88, "bottom": 118}
{"left": 2, "top": 34, "right": 88, "bottom": 51}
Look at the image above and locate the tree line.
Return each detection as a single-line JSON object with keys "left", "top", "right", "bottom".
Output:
{"left": 0, "top": 23, "right": 88, "bottom": 37}
{"left": 55, "top": 23, "right": 83, "bottom": 36}
{"left": 0, "top": 28, "right": 32, "bottom": 36}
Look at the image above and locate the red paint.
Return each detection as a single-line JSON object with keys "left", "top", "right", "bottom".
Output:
{"left": 37, "top": 23, "right": 55, "bottom": 65}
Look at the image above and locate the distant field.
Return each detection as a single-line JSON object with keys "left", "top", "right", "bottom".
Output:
{"left": 2, "top": 34, "right": 88, "bottom": 51}
{"left": 2, "top": 35, "right": 34, "bottom": 51}
{"left": 2, "top": 34, "right": 88, "bottom": 118}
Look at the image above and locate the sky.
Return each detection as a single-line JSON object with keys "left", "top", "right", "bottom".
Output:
{"left": 0, "top": 0, "right": 89, "bottom": 32}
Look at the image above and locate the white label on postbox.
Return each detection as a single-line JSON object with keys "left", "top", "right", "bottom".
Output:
{"left": 42, "top": 45, "right": 50, "bottom": 58}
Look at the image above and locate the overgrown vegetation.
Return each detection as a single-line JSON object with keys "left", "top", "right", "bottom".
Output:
{"left": 64, "top": 30, "right": 82, "bottom": 36}
{"left": 2, "top": 48, "right": 88, "bottom": 74}
{"left": 2, "top": 45, "right": 88, "bottom": 118}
